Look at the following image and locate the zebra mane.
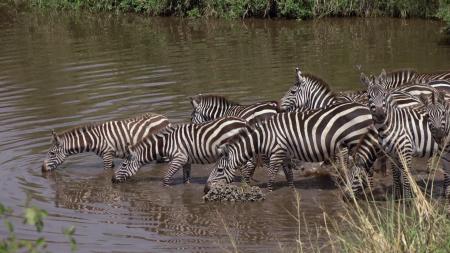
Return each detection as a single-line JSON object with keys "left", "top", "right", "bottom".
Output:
{"left": 56, "top": 112, "right": 165, "bottom": 138}
{"left": 191, "top": 94, "right": 240, "bottom": 106}
{"left": 383, "top": 68, "right": 417, "bottom": 75}
{"left": 299, "top": 73, "right": 332, "bottom": 92}
{"left": 379, "top": 68, "right": 418, "bottom": 82}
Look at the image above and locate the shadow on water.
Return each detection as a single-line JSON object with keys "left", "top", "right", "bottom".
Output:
{"left": 1, "top": 8, "right": 450, "bottom": 252}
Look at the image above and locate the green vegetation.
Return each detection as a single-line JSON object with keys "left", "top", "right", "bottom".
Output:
{"left": 437, "top": 0, "right": 450, "bottom": 33}
{"left": 0, "top": 0, "right": 447, "bottom": 31}
{"left": 0, "top": 200, "right": 76, "bottom": 253}
{"left": 0, "top": 0, "right": 444, "bottom": 21}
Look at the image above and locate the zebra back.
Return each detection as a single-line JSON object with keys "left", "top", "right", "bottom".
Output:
{"left": 375, "top": 69, "right": 417, "bottom": 89}
{"left": 414, "top": 71, "right": 450, "bottom": 84}
{"left": 190, "top": 94, "right": 279, "bottom": 124}
{"left": 137, "top": 116, "right": 250, "bottom": 164}
{"left": 208, "top": 102, "right": 377, "bottom": 187}
{"left": 56, "top": 113, "right": 169, "bottom": 155}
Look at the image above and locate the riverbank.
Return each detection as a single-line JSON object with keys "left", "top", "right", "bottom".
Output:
{"left": 1, "top": 0, "right": 448, "bottom": 22}
{"left": 2, "top": 0, "right": 446, "bottom": 34}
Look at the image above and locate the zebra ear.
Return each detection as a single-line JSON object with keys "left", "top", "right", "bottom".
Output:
{"left": 295, "top": 67, "right": 304, "bottom": 85}
{"left": 379, "top": 69, "right": 387, "bottom": 80}
{"left": 190, "top": 95, "right": 200, "bottom": 108}
{"left": 51, "top": 130, "right": 60, "bottom": 144}
{"left": 360, "top": 73, "right": 371, "bottom": 87}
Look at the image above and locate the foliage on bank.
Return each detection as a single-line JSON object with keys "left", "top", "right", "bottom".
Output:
{"left": 6, "top": 0, "right": 446, "bottom": 22}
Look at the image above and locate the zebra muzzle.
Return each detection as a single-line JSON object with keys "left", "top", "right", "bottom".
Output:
{"left": 41, "top": 162, "right": 50, "bottom": 172}
{"left": 204, "top": 182, "right": 213, "bottom": 194}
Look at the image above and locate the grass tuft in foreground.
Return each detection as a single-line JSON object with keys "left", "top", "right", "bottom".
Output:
{"left": 326, "top": 151, "right": 450, "bottom": 253}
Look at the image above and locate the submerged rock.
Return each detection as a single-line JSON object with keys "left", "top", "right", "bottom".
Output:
{"left": 203, "top": 182, "right": 265, "bottom": 202}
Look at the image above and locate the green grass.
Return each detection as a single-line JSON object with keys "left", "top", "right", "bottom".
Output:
{"left": 437, "top": 0, "right": 450, "bottom": 33}
{"left": 326, "top": 149, "right": 450, "bottom": 253}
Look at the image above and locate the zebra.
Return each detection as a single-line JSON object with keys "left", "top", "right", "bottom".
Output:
{"left": 375, "top": 68, "right": 450, "bottom": 88}
{"left": 190, "top": 94, "right": 279, "bottom": 124}
{"left": 205, "top": 102, "right": 381, "bottom": 193}
{"left": 190, "top": 94, "right": 280, "bottom": 182}
{"left": 280, "top": 68, "right": 353, "bottom": 112}
{"left": 417, "top": 91, "right": 450, "bottom": 205}
{"left": 360, "top": 75, "right": 440, "bottom": 199}
{"left": 42, "top": 113, "right": 170, "bottom": 172}
{"left": 280, "top": 68, "right": 450, "bottom": 113}
{"left": 112, "top": 116, "right": 249, "bottom": 185}
{"left": 281, "top": 68, "right": 449, "bottom": 176}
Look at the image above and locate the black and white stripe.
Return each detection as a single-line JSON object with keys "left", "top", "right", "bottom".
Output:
{"left": 361, "top": 76, "right": 440, "bottom": 199}
{"left": 280, "top": 68, "right": 348, "bottom": 112}
{"left": 42, "top": 113, "right": 170, "bottom": 171}
{"left": 375, "top": 68, "right": 450, "bottom": 88}
{"left": 417, "top": 92, "right": 450, "bottom": 207}
{"left": 190, "top": 94, "right": 280, "bottom": 182}
{"left": 112, "top": 116, "right": 249, "bottom": 185}
{"left": 206, "top": 102, "right": 380, "bottom": 192}
{"left": 190, "top": 94, "right": 279, "bottom": 124}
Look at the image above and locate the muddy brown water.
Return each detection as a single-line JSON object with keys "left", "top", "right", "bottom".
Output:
{"left": 0, "top": 9, "right": 450, "bottom": 252}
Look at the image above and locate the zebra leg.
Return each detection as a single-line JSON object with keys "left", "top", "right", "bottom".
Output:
{"left": 377, "top": 155, "right": 388, "bottom": 176}
{"left": 267, "top": 150, "right": 285, "bottom": 191}
{"left": 282, "top": 160, "right": 294, "bottom": 188}
{"left": 183, "top": 163, "right": 191, "bottom": 184}
{"left": 241, "top": 159, "right": 256, "bottom": 184}
{"left": 163, "top": 155, "right": 188, "bottom": 186}
{"left": 391, "top": 163, "right": 403, "bottom": 199}
{"left": 102, "top": 151, "right": 115, "bottom": 170}
{"left": 336, "top": 146, "right": 349, "bottom": 169}
{"left": 441, "top": 153, "right": 450, "bottom": 210}
{"left": 396, "top": 154, "right": 413, "bottom": 200}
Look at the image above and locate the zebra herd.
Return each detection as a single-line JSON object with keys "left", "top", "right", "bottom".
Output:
{"left": 42, "top": 67, "right": 450, "bottom": 206}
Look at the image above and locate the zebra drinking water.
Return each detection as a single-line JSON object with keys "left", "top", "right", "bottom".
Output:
{"left": 112, "top": 116, "right": 249, "bottom": 185}
{"left": 42, "top": 113, "right": 170, "bottom": 172}
{"left": 205, "top": 102, "right": 380, "bottom": 193}
{"left": 190, "top": 94, "right": 281, "bottom": 183}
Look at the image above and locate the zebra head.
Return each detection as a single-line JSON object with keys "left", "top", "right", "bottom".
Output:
{"left": 280, "top": 67, "right": 310, "bottom": 112}
{"left": 190, "top": 95, "right": 210, "bottom": 124}
{"left": 204, "top": 143, "right": 236, "bottom": 193}
{"left": 113, "top": 146, "right": 142, "bottom": 183}
{"left": 419, "top": 92, "right": 449, "bottom": 144}
{"left": 361, "top": 73, "right": 388, "bottom": 123}
{"left": 42, "top": 130, "right": 67, "bottom": 172}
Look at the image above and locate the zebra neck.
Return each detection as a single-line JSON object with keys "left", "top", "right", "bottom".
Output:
{"left": 60, "top": 129, "right": 99, "bottom": 155}
{"left": 308, "top": 87, "right": 336, "bottom": 108}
